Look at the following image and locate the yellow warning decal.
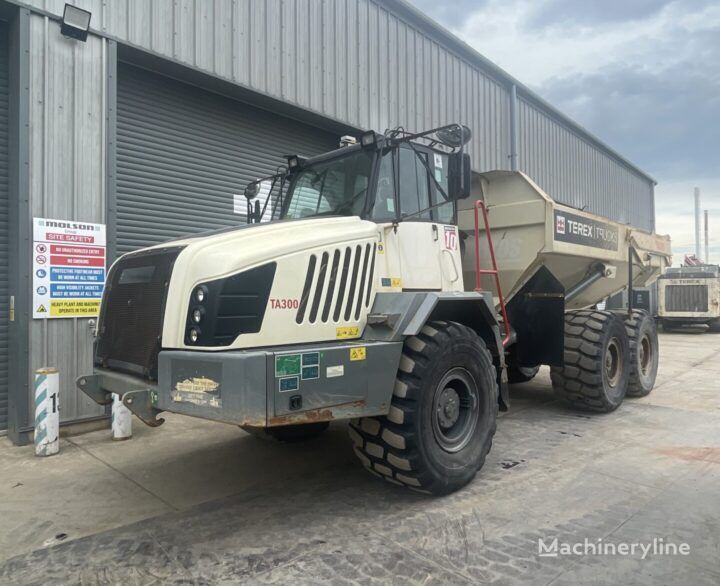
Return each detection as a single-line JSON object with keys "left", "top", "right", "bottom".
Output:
{"left": 49, "top": 299, "right": 100, "bottom": 317}
{"left": 349, "top": 347, "right": 366, "bottom": 361}
{"left": 36, "top": 304, "right": 47, "bottom": 313}
{"left": 391, "top": 277, "right": 402, "bottom": 288}
{"left": 336, "top": 326, "right": 360, "bottom": 339}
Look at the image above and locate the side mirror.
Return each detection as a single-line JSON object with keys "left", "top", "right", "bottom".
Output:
{"left": 435, "top": 125, "right": 472, "bottom": 148}
{"left": 447, "top": 153, "right": 472, "bottom": 200}
{"left": 244, "top": 181, "right": 259, "bottom": 200}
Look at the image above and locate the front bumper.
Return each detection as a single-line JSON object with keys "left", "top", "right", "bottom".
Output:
{"left": 660, "top": 316, "right": 716, "bottom": 325}
{"left": 78, "top": 341, "right": 402, "bottom": 428}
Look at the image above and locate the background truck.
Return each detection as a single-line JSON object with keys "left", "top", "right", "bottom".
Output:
{"left": 658, "top": 265, "right": 720, "bottom": 332}
{"left": 77, "top": 124, "right": 671, "bottom": 495}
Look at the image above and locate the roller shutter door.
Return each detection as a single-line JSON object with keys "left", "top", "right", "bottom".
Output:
{"left": 116, "top": 64, "right": 338, "bottom": 254}
{"left": 0, "top": 22, "right": 9, "bottom": 431}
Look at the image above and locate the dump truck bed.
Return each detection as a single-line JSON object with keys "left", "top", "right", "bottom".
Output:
{"left": 458, "top": 171, "right": 671, "bottom": 310}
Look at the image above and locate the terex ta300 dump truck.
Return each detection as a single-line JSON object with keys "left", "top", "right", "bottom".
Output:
{"left": 658, "top": 265, "right": 720, "bottom": 332}
{"left": 78, "top": 125, "right": 671, "bottom": 495}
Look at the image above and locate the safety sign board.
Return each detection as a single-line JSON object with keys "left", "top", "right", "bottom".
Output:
{"left": 32, "top": 218, "right": 107, "bottom": 318}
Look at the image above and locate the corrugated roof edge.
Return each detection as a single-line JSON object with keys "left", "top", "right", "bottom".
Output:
{"left": 380, "top": 0, "right": 658, "bottom": 185}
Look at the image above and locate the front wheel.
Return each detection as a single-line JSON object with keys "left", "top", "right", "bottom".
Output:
{"left": 349, "top": 321, "right": 498, "bottom": 495}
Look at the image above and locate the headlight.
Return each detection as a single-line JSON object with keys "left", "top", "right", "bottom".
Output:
{"left": 360, "top": 130, "right": 377, "bottom": 147}
{"left": 188, "top": 327, "right": 200, "bottom": 343}
{"left": 192, "top": 307, "right": 203, "bottom": 323}
{"left": 195, "top": 286, "right": 207, "bottom": 303}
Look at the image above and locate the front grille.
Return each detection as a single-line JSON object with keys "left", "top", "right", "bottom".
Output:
{"left": 296, "top": 243, "right": 376, "bottom": 325}
{"left": 665, "top": 284, "right": 708, "bottom": 312}
{"left": 95, "top": 246, "right": 184, "bottom": 379}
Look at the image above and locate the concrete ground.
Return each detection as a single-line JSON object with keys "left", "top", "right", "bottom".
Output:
{"left": 0, "top": 330, "right": 719, "bottom": 585}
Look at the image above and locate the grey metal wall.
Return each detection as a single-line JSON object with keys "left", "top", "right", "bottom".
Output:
{"left": 27, "top": 14, "right": 106, "bottom": 424}
{"left": 116, "top": 63, "right": 337, "bottom": 254}
{"left": 19, "top": 0, "right": 654, "bottom": 231}
{"left": 0, "top": 20, "right": 9, "bottom": 430}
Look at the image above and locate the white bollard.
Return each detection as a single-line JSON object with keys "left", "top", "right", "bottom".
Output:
{"left": 34, "top": 368, "right": 60, "bottom": 457}
{"left": 112, "top": 393, "right": 133, "bottom": 440}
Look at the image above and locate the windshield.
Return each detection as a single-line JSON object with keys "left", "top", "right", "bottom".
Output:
{"left": 281, "top": 150, "right": 375, "bottom": 219}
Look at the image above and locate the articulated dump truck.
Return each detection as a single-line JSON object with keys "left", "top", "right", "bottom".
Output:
{"left": 78, "top": 125, "right": 671, "bottom": 495}
{"left": 657, "top": 264, "right": 720, "bottom": 332}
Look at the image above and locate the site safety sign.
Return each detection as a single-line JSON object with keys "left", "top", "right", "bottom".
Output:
{"left": 32, "top": 218, "right": 107, "bottom": 319}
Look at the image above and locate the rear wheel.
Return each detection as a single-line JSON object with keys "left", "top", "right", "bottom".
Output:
{"left": 623, "top": 310, "right": 659, "bottom": 397}
{"left": 241, "top": 422, "right": 329, "bottom": 442}
{"left": 551, "top": 310, "right": 630, "bottom": 412}
{"left": 349, "top": 321, "right": 498, "bottom": 495}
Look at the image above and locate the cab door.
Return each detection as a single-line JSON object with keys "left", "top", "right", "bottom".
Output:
{"left": 373, "top": 146, "right": 462, "bottom": 292}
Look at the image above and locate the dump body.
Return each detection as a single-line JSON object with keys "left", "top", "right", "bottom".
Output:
{"left": 458, "top": 171, "right": 671, "bottom": 309}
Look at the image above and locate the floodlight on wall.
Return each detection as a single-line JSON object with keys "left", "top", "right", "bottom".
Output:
{"left": 61, "top": 4, "right": 92, "bottom": 42}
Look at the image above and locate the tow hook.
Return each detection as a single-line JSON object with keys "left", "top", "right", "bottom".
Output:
{"left": 123, "top": 390, "right": 165, "bottom": 427}
{"left": 76, "top": 375, "right": 113, "bottom": 406}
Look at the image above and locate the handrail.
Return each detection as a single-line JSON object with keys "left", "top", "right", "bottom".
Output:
{"left": 473, "top": 200, "right": 511, "bottom": 347}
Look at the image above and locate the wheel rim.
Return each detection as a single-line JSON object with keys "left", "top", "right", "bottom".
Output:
{"left": 639, "top": 334, "right": 653, "bottom": 376}
{"left": 431, "top": 367, "right": 479, "bottom": 453}
{"left": 605, "top": 337, "right": 622, "bottom": 387}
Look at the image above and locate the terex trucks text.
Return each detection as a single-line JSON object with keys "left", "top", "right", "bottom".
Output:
{"left": 78, "top": 125, "right": 672, "bottom": 495}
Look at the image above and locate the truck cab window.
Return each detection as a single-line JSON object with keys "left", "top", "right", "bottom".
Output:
{"left": 371, "top": 150, "right": 396, "bottom": 221}
{"left": 431, "top": 153, "right": 454, "bottom": 224}
{"left": 398, "top": 148, "right": 431, "bottom": 220}
{"left": 282, "top": 150, "right": 373, "bottom": 219}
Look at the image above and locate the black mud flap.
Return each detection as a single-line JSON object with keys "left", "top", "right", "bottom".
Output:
{"left": 499, "top": 367, "right": 510, "bottom": 411}
{"left": 506, "top": 266, "right": 565, "bottom": 367}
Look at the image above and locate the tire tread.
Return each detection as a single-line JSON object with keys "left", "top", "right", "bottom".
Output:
{"left": 550, "top": 310, "right": 629, "bottom": 412}
{"left": 350, "top": 321, "right": 498, "bottom": 494}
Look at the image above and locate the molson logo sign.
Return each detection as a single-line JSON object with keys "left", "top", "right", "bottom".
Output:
{"left": 41, "top": 220, "right": 101, "bottom": 231}
{"left": 554, "top": 210, "right": 618, "bottom": 251}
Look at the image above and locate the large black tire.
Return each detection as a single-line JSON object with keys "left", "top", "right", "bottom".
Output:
{"left": 622, "top": 310, "right": 659, "bottom": 397}
{"left": 241, "top": 422, "right": 329, "bottom": 442}
{"left": 349, "top": 321, "right": 498, "bottom": 495}
{"left": 507, "top": 365, "right": 540, "bottom": 384}
{"left": 551, "top": 310, "right": 630, "bottom": 413}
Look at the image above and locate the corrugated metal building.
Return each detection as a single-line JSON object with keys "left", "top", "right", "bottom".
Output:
{"left": 1, "top": 0, "right": 657, "bottom": 443}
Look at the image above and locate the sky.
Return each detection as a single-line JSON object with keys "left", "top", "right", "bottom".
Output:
{"left": 407, "top": 0, "right": 720, "bottom": 265}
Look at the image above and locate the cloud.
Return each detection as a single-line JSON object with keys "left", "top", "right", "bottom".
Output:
{"left": 407, "top": 0, "right": 720, "bottom": 264}
{"left": 524, "top": 0, "right": 700, "bottom": 28}
{"left": 538, "top": 59, "right": 720, "bottom": 180}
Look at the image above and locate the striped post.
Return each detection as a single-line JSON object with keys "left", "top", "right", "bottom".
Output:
{"left": 111, "top": 393, "right": 133, "bottom": 440}
{"left": 34, "top": 368, "right": 60, "bottom": 457}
